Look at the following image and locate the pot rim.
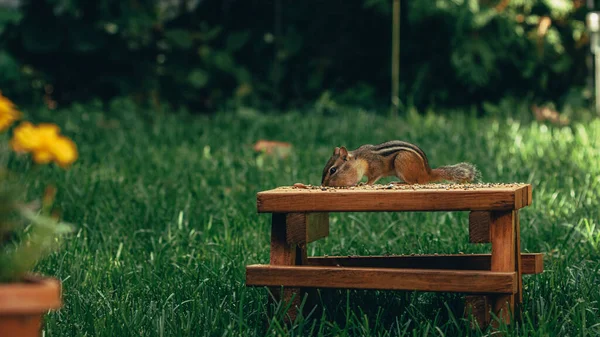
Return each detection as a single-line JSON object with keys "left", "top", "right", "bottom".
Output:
{"left": 0, "top": 274, "right": 62, "bottom": 314}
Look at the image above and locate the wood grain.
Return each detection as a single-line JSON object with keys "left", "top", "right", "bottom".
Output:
{"left": 270, "top": 214, "right": 295, "bottom": 265}
{"left": 514, "top": 211, "right": 523, "bottom": 321}
{"left": 251, "top": 184, "right": 537, "bottom": 327}
{"left": 268, "top": 213, "right": 302, "bottom": 321}
{"left": 286, "top": 213, "right": 329, "bottom": 245}
{"left": 490, "top": 211, "right": 516, "bottom": 325}
{"left": 464, "top": 295, "right": 490, "bottom": 329}
{"left": 306, "top": 213, "right": 329, "bottom": 244}
{"left": 469, "top": 211, "right": 491, "bottom": 243}
{"left": 246, "top": 265, "right": 517, "bottom": 294}
{"left": 306, "top": 253, "right": 543, "bottom": 275}
{"left": 257, "top": 185, "right": 532, "bottom": 213}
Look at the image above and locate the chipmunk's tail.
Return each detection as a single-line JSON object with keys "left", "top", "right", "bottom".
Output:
{"left": 431, "top": 162, "right": 480, "bottom": 183}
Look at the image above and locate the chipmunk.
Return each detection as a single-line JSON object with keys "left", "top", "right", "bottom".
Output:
{"left": 321, "top": 140, "right": 479, "bottom": 187}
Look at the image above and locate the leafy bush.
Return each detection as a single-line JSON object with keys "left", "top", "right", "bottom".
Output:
{"left": 0, "top": 91, "right": 75, "bottom": 282}
{"left": 0, "top": 0, "right": 592, "bottom": 111}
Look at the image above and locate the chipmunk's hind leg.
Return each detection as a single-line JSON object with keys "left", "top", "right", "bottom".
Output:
{"left": 366, "top": 176, "right": 382, "bottom": 185}
{"left": 393, "top": 151, "right": 433, "bottom": 184}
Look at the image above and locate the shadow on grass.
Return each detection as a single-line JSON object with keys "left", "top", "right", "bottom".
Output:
{"left": 262, "top": 287, "right": 490, "bottom": 336}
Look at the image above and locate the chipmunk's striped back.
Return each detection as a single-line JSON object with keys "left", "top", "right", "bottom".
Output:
{"left": 370, "top": 141, "right": 431, "bottom": 171}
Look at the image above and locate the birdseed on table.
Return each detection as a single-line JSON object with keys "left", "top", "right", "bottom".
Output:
{"left": 281, "top": 182, "right": 527, "bottom": 191}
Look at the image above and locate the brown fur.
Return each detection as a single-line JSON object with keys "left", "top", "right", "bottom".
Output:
{"left": 321, "top": 141, "right": 480, "bottom": 187}
{"left": 431, "top": 163, "right": 480, "bottom": 183}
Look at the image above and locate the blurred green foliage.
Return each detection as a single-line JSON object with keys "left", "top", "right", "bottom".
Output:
{"left": 0, "top": 0, "right": 593, "bottom": 111}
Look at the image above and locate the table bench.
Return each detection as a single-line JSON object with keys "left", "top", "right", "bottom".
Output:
{"left": 245, "top": 183, "right": 543, "bottom": 328}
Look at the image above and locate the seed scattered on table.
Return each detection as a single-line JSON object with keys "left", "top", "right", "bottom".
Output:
{"left": 293, "top": 183, "right": 310, "bottom": 189}
{"left": 282, "top": 182, "right": 527, "bottom": 191}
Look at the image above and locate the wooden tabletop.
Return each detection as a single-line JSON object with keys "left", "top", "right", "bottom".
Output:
{"left": 257, "top": 183, "right": 532, "bottom": 213}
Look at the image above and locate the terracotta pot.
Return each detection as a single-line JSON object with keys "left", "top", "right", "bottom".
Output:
{"left": 0, "top": 275, "right": 62, "bottom": 337}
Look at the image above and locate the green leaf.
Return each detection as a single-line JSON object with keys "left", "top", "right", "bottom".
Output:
{"left": 0, "top": 52, "right": 21, "bottom": 80}
{"left": 472, "top": 9, "right": 497, "bottom": 29}
{"left": 164, "top": 29, "right": 194, "bottom": 50}
{"left": 18, "top": 207, "right": 75, "bottom": 235}
{"left": 0, "top": 8, "right": 22, "bottom": 35}
{"left": 188, "top": 69, "right": 209, "bottom": 88}
{"left": 226, "top": 31, "right": 250, "bottom": 51}
{"left": 198, "top": 23, "right": 222, "bottom": 41}
{"left": 234, "top": 67, "right": 251, "bottom": 83}
{"left": 213, "top": 51, "right": 235, "bottom": 72}
{"left": 550, "top": 55, "right": 572, "bottom": 74}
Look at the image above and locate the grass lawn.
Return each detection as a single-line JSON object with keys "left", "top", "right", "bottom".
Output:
{"left": 5, "top": 102, "right": 600, "bottom": 336}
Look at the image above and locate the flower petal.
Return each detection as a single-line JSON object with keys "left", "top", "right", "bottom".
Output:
{"left": 32, "top": 150, "right": 54, "bottom": 165}
{"left": 0, "top": 93, "right": 22, "bottom": 132}
{"left": 50, "top": 136, "right": 78, "bottom": 168}
{"left": 10, "top": 121, "right": 40, "bottom": 152}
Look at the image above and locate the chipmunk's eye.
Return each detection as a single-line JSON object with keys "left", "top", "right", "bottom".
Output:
{"left": 329, "top": 167, "right": 337, "bottom": 175}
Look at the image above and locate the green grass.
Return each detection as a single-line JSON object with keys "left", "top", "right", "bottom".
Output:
{"left": 5, "top": 102, "right": 600, "bottom": 336}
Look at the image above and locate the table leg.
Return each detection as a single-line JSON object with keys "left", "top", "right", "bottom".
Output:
{"left": 465, "top": 295, "right": 490, "bottom": 329}
{"left": 465, "top": 211, "right": 492, "bottom": 329}
{"left": 269, "top": 213, "right": 306, "bottom": 322}
{"left": 490, "top": 210, "right": 517, "bottom": 327}
{"left": 514, "top": 210, "right": 523, "bottom": 321}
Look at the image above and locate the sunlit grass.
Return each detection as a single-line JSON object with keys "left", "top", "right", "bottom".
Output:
{"left": 11, "top": 102, "right": 600, "bottom": 336}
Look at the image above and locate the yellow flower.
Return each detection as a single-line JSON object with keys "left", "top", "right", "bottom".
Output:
{"left": 0, "top": 92, "right": 22, "bottom": 132}
{"left": 32, "top": 149, "right": 53, "bottom": 165}
{"left": 35, "top": 123, "right": 61, "bottom": 151}
{"left": 37, "top": 123, "right": 61, "bottom": 137}
{"left": 10, "top": 121, "right": 77, "bottom": 168}
{"left": 10, "top": 122, "right": 40, "bottom": 152}
{"left": 49, "top": 136, "right": 78, "bottom": 168}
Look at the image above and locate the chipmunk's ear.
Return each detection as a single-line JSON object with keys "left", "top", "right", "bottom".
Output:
{"left": 339, "top": 146, "right": 349, "bottom": 160}
{"left": 333, "top": 147, "right": 340, "bottom": 155}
